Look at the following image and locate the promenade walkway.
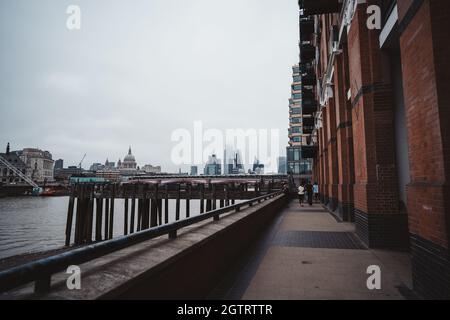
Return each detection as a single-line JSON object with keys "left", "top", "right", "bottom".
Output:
{"left": 211, "top": 200, "right": 415, "bottom": 300}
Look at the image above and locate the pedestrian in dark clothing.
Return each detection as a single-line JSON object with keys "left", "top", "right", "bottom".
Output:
{"left": 306, "top": 181, "right": 313, "bottom": 206}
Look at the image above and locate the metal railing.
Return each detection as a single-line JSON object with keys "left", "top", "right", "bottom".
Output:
{"left": 0, "top": 191, "right": 285, "bottom": 295}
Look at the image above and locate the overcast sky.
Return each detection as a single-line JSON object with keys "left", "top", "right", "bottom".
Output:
{"left": 0, "top": 0, "right": 299, "bottom": 172}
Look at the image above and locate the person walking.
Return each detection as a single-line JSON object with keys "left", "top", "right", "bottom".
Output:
{"left": 298, "top": 183, "right": 305, "bottom": 207}
{"left": 313, "top": 182, "right": 319, "bottom": 203}
{"left": 306, "top": 181, "right": 313, "bottom": 206}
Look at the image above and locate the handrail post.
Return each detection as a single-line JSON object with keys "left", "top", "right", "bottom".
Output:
{"left": 168, "top": 230, "right": 177, "bottom": 239}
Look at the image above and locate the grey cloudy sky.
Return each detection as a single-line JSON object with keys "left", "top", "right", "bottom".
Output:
{"left": 0, "top": 0, "right": 299, "bottom": 172}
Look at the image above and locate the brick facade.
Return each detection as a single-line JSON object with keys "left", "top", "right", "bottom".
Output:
{"left": 299, "top": 0, "right": 450, "bottom": 298}
{"left": 398, "top": 0, "right": 450, "bottom": 298}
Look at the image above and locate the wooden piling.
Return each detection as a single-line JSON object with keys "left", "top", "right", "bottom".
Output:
{"left": 137, "top": 198, "right": 143, "bottom": 232}
{"left": 86, "top": 185, "right": 94, "bottom": 243}
{"left": 142, "top": 185, "right": 150, "bottom": 229}
{"left": 65, "top": 186, "right": 75, "bottom": 246}
{"left": 95, "top": 196, "right": 103, "bottom": 241}
{"left": 108, "top": 185, "right": 115, "bottom": 239}
{"left": 200, "top": 184, "right": 205, "bottom": 214}
{"left": 130, "top": 197, "right": 136, "bottom": 234}
{"left": 186, "top": 184, "right": 190, "bottom": 218}
{"left": 231, "top": 183, "right": 235, "bottom": 205}
{"left": 157, "top": 198, "right": 163, "bottom": 226}
{"left": 104, "top": 197, "right": 110, "bottom": 239}
{"left": 150, "top": 199, "right": 158, "bottom": 227}
{"left": 212, "top": 184, "right": 217, "bottom": 210}
{"left": 164, "top": 189, "right": 169, "bottom": 224}
{"left": 124, "top": 198, "right": 129, "bottom": 235}
{"left": 175, "top": 184, "right": 180, "bottom": 221}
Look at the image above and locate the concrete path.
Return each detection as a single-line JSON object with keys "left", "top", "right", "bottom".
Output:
{"left": 212, "top": 200, "right": 414, "bottom": 300}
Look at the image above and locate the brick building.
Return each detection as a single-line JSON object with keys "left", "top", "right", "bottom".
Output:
{"left": 298, "top": 0, "right": 449, "bottom": 299}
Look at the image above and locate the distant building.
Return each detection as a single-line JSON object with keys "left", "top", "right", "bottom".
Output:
{"left": 252, "top": 159, "right": 265, "bottom": 175}
{"left": 54, "top": 159, "right": 64, "bottom": 170}
{"left": 89, "top": 163, "right": 104, "bottom": 172}
{"left": 287, "top": 64, "right": 313, "bottom": 183}
{"left": 0, "top": 143, "right": 28, "bottom": 184}
{"left": 118, "top": 147, "right": 137, "bottom": 174}
{"left": 224, "top": 149, "right": 245, "bottom": 175}
{"left": 204, "top": 154, "right": 222, "bottom": 176}
{"left": 190, "top": 166, "right": 198, "bottom": 176}
{"left": 20, "top": 148, "right": 54, "bottom": 183}
{"left": 142, "top": 164, "right": 161, "bottom": 174}
{"left": 96, "top": 169, "right": 121, "bottom": 182}
{"left": 104, "top": 159, "right": 115, "bottom": 169}
{"left": 54, "top": 166, "right": 83, "bottom": 183}
{"left": 278, "top": 156, "right": 287, "bottom": 174}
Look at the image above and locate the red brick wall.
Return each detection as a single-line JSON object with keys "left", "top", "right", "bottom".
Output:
{"left": 322, "top": 108, "right": 329, "bottom": 200}
{"left": 326, "top": 97, "right": 339, "bottom": 205}
{"left": 334, "top": 50, "right": 355, "bottom": 208}
{"left": 400, "top": 0, "right": 450, "bottom": 248}
{"left": 347, "top": 5, "right": 399, "bottom": 215}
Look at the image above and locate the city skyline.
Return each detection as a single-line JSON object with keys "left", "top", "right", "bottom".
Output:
{"left": 0, "top": 0, "right": 299, "bottom": 173}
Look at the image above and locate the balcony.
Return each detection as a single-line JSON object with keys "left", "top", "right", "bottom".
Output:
{"left": 302, "top": 117, "right": 315, "bottom": 134}
{"left": 301, "top": 71, "right": 316, "bottom": 87}
{"left": 300, "top": 43, "right": 315, "bottom": 63}
{"left": 300, "top": 17, "right": 314, "bottom": 42}
{"left": 302, "top": 101, "right": 318, "bottom": 115}
{"left": 299, "top": 0, "right": 341, "bottom": 16}
{"left": 301, "top": 145, "right": 318, "bottom": 159}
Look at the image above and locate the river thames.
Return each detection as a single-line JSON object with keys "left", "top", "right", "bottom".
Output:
{"left": 0, "top": 196, "right": 211, "bottom": 260}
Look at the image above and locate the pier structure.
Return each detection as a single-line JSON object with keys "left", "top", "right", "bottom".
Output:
{"left": 64, "top": 175, "right": 288, "bottom": 246}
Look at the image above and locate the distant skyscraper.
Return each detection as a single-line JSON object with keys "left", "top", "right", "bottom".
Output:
{"left": 54, "top": 159, "right": 64, "bottom": 170}
{"left": 286, "top": 62, "right": 313, "bottom": 183}
{"left": 190, "top": 166, "right": 198, "bottom": 176}
{"left": 252, "top": 158, "right": 264, "bottom": 175}
{"left": 204, "top": 154, "right": 222, "bottom": 176}
{"left": 278, "top": 156, "right": 287, "bottom": 174}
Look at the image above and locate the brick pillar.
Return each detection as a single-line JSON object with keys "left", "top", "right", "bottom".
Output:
{"left": 347, "top": 5, "right": 406, "bottom": 249}
{"left": 318, "top": 127, "right": 326, "bottom": 202}
{"left": 326, "top": 97, "right": 339, "bottom": 212}
{"left": 321, "top": 107, "right": 330, "bottom": 205}
{"left": 334, "top": 50, "right": 355, "bottom": 222}
{"left": 398, "top": 0, "right": 450, "bottom": 299}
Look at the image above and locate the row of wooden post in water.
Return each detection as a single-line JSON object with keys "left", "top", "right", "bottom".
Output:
{"left": 65, "top": 178, "right": 285, "bottom": 246}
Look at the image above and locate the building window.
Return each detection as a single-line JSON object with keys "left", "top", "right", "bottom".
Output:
{"left": 291, "top": 108, "right": 301, "bottom": 114}
{"left": 292, "top": 85, "right": 302, "bottom": 91}
{"left": 292, "top": 93, "right": 302, "bottom": 100}
{"left": 293, "top": 76, "right": 301, "bottom": 82}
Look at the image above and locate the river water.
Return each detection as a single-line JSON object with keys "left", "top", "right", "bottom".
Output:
{"left": 0, "top": 196, "right": 221, "bottom": 260}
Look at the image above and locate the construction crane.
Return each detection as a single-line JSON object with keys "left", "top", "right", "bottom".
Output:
{"left": 78, "top": 154, "right": 86, "bottom": 169}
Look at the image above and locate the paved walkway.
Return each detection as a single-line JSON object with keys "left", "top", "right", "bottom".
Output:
{"left": 211, "top": 200, "right": 414, "bottom": 300}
